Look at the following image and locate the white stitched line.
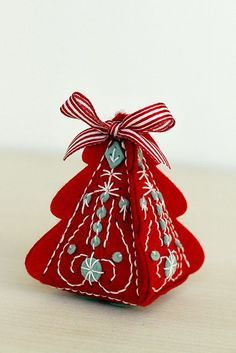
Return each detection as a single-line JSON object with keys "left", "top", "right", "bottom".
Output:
{"left": 138, "top": 163, "right": 151, "bottom": 220}
{"left": 91, "top": 198, "right": 105, "bottom": 250}
{"left": 152, "top": 256, "right": 168, "bottom": 292}
{"left": 119, "top": 197, "right": 128, "bottom": 221}
{"left": 101, "top": 169, "right": 122, "bottom": 180}
{"left": 86, "top": 196, "right": 100, "bottom": 245}
{"left": 171, "top": 251, "right": 183, "bottom": 281}
{"left": 155, "top": 257, "right": 162, "bottom": 278}
{"left": 152, "top": 275, "right": 167, "bottom": 292}
{"left": 98, "top": 221, "right": 133, "bottom": 294}
{"left": 148, "top": 198, "right": 164, "bottom": 246}
{"left": 140, "top": 197, "right": 148, "bottom": 220}
{"left": 101, "top": 259, "right": 116, "bottom": 282}
{"left": 57, "top": 216, "right": 91, "bottom": 287}
{"left": 166, "top": 217, "right": 182, "bottom": 261}
{"left": 152, "top": 278, "right": 168, "bottom": 293}
{"left": 42, "top": 152, "right": 107, "bottom": 275}
{"left": 94, "top": 186, "right": 119, "bottom": 197}
{"left": 142, "top": 156, "right": 188, "bottom": 292}
{"left": 167, "top": 214, "right": 190, "bottom": 268}
{"left": 81, "top": 193, "right": 91, "bottom": 214}
{"left": 57, "top": 287, "right": 137, "bottom": 306}
{"left": 159, "top": 189, "right": 189, "bottom": 269}
{"left": 139, "top": 157, "right": 168, "bottom": 292}
{"left": 70, "top": 253, "right": 87, "bottom": 273}
{"left": 142, "top": 156, "right": 189, "bottom": 269}
{"left": 123, "top": 141, "right": 139, "bottom": 297}
{"left": 145, "top": 220, "right": 152, "bottom": 252}
{"left": 103, "top": 199, "right": 115, "bottom": 248}
{"left": 152, "top": 250, "right": 180, "bottom": 292}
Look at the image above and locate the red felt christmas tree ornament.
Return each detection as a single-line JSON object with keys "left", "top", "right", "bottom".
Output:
{"left": 25, "top": 92, "right": 204, "bottom": 307}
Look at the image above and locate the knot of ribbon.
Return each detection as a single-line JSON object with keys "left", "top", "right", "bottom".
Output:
{"left": 106, "top": 120, "right": 123, "bottom": 138}
{"left": 60, "top": 92, "right": 175, "bottom": 168}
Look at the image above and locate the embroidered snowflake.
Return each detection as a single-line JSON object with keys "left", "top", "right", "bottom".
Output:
{"left": 143, "top": 180, "right": 156, "bottom": 196}
{"left": 137, "top": 168, "right": 148, "bottom": 180}
{"left": 96, "top": 180, "right": 119, "bottom": 197}
{"left": 101, "top": 169, "right": 122, "bottom": 180}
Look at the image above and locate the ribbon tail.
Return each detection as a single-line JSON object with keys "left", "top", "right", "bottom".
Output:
{"left": 64, "top": 128, "right": 108, "bottom": 160}
{"left": 120, "top": 129, "right": 171, "bottom": 168}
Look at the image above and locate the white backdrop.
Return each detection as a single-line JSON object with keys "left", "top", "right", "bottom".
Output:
{"left": 0, "top": 0, "right": 235, "bottom": 168}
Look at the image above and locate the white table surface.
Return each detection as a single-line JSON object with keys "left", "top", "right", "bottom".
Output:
{"left": 1, "top": 151, "right": 235, "bottom": 353}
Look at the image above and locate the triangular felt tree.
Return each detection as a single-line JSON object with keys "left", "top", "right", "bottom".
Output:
{"left": 25, "top": 92, "right": 204, "bottom": 307}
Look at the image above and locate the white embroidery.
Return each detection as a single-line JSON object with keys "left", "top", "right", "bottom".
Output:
{"left": 103, "top": 199, "right": 115, "bottom": 248}
{"left": 95, "top": 180, "right": 119, "bottom": 197}
{"left": 70, "top": 253, "right": 87, "bottom": 273}
{"left": 57, "top": 287, "right": 137, "bottom": 306}
{"left": 140, "top": 196, "right": 148, "bottom": 220}
{"left": 86, "top": 196, "right": 100, "bottom": 245}
{"left": 42, "top": 152, "right": 107, "bottom": 275}
{"left": 101, "top": 259, "right": 116, "bottom": 282}
{"left": 143, "top": 180, "right": 156, "bottom": 196}
{"left": 97, "top": 221, "right": 133, "bottom": 294}
{"left": 81, "top": 193, "right": 92, "bottom": 214}
{"left": 122, "top": 141, "right": 140, "bottom": 297}
{"left": 140, "top": 156, "right": 190, "bottom": 293}
{"left": 57, "top": 216, "right": 90, "bottom": 287}
{"left": 81, "top": 253, "right": 104, "bottom": 285}
{"left": 138, "top": 169, "right": 147, "bottom": 180}
{"left": 144, "top": 157, "right": 189, "bottom": 264}
{"left": 43, "top": 140, "right": 140, "bottom": 303}
{"left": 163, "top": 250, "right": 178, "bottom": 280}
{"left": 152, "top": 250, "right": 180, "bottom": 292}
{"left": 101, "top": 169, "right": 122, "bottom": 180}
{"left": 166, "top": 212, "right": 190, "bottom": 268}
{"left": 148, "top": 198, "right": 164, "bottom": 246}
{"left": 145, "top": 220, "right": 152, "bottom": 252}
{"left": 119, "top": 197, "right": 129, "bottom": 221}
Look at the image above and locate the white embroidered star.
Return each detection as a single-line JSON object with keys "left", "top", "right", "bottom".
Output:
{"left": 143, "top": 180, "right": 156, "bottom": 196}
{"left": 96, "top": 180, "right": 119, "bottom": 197}
{"left": 101, "top": 169, "right": 122, "bottom": 180}
{"left": 137, "top": 168, "right": 148, "bottom": 180}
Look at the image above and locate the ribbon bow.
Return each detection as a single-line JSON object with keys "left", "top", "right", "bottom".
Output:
{"left": 60, "top": 92, "right": 175, "bottom": 168}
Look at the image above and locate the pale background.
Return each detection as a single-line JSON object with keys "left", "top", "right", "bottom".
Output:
{"left": 0, "top": 1, "right": 236, "bottom": 353}
{"left": 0, "top": 0, "right": 235, "bottom": 168}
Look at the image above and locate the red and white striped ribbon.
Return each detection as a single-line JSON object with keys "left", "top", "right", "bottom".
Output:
{"left": 60, "top": 92, "right": 175, "bottom": 167}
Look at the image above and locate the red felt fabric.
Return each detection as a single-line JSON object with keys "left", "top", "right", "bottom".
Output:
{"left": 25, "top": 117, "right": 204, "bottom": 307}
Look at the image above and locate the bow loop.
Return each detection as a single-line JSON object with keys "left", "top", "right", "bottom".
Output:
{"left": 60, "top": 92, "right": 108, "bottom": 132}
{"left": 61, "top": 92, "right": 175, "bottom": 167}
{"left": 121, "top": 103, "right": 175, "bottom": 132}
